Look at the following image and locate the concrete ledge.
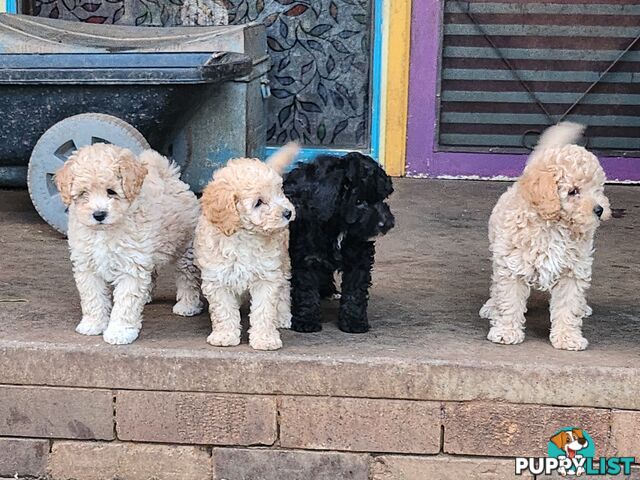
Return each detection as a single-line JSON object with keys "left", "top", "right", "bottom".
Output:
{"left": 0, "top": 342, "right": 638, "bottom": 410}
{"left": 1, "top": 181, "right": 639, "bottom": 411}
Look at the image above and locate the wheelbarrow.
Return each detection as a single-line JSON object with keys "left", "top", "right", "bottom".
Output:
{"left": 0, "top": 14, "right": 270, "bottom": 234}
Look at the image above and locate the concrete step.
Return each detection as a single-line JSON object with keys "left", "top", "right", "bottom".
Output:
{"left": 1, "top": 180, "right": 639, "bottom": 479}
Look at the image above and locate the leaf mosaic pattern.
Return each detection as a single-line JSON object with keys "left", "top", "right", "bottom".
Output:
{"left": 228, "top": 0, "right": 372, "bottom": 147}
{"left": 28, "top": 0, "right": 373, "bottom": 147}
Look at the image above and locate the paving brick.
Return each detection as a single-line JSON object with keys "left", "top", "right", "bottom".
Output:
{"left": 0, "top": 437, "right": 49, "bottom": 477}
{"left": 116, "top": 391, "right": 276, "bottom": 445}
{"left": 371, "top": 455, "right": 534, "bottom": 480}
{"left": 611, "top": 410, "right": 640, "bottom": 458}
{"left": 280, "top": 396, "right": 441, "bottom": 453}
{"left": 212, "top": 448, "right": 369, "bottom": 480}
{"left": 48, "top": 441, "right": 211, "bottom": 480}
{"left": 443, "top": 402, "right": 611, "bottom": 457}
{"left": 0, "top": 385, "right": 114, "bottom": 440}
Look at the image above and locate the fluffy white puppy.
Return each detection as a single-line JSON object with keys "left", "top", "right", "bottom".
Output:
{"left": 481, "top": 122, "right": 611, "bottom": 351}
{"left": 55, "top": 143, "right": 203, "bottom": 345}
{"left": 194, "top": 144, "right": 298, "bottom": 350}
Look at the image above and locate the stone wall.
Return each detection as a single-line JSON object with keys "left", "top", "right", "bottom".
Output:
{"left": 1, "top": 384, "right": 639, "bottom": 479}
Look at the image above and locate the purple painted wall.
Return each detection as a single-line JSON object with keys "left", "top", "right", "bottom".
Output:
{"left": 405, "top": 0, "right": 640, "bottom": 182}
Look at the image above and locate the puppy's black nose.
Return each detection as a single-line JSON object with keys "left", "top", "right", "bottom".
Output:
{"left": 593, "top": 205, "right": 604, "bottom": 218}
{"left": 93, "top": 211, "right": 108, "bottom": 222}
{"left": 283, "top": 209, "right": 292, "bottom": 220}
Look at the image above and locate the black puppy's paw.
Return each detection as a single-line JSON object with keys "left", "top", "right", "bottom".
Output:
{"left": 291, "top": 319, "right": 323, "bottom": 333}
{"left": 338, "top": 321, "right": 370, "bottom": 334}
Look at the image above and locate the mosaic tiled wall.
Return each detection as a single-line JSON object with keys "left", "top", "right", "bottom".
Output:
{"left": 26, "top": 0, "right": 374, "bottom": 148}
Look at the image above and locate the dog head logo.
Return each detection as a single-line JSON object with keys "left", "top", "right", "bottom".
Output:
{"left": 548, "top": 428, "right": 595, "bottom": 476}
{"left": 550, "top": 429, "right": 589, "bottom": 458}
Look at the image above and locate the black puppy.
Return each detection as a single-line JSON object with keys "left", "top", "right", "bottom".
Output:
{"left": 283, "top": 152, "right": 395, "bottom": 333}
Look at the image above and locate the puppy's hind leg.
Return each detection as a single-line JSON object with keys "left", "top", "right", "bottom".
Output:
{"left": 479, "top": 297, "right": 496, "bottom": 320}
{"left": 276, "top": 279, "right": 292, "bottom": 329}
{"left": 173, "top": 247, "right": 204, "bottom": 317}
{"left": 549, "top": 275, "right": 590, "bottom": 351}
{"left": 486, "top": 273, "right": 529, "bottom": 345}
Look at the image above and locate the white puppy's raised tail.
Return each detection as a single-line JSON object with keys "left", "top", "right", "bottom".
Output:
{"left": 266, "top": 142, "right": 300, "bottom": 174}
{"left": 535, "top": 122, "right": 585, "bottom": 151}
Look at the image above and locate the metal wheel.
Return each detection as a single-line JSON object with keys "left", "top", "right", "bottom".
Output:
{"left": 27, "top": 113, "right": 150, "bottom": 235}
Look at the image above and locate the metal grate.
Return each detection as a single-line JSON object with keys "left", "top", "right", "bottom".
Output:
{"left": 439, "top": 0, "right": 640, "bottom": 155}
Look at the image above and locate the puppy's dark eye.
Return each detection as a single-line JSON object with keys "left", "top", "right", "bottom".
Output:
{"left": 254, "top": 198, "right": 264, "bottom": 208}
{"left": 107, "top": 189, "right": 118, "bottom": 197}
{"left": 568, "top": 187, "right": 580, "bottom": 196}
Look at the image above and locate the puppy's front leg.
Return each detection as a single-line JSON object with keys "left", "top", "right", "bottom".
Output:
{"left": 74, "top": 265, "right": 112, "bottom": 336}
{"left": 202, "top": 280, "right": 241, "bottom": 347}
{"left": 248, "top": 279, "right": 283, "bottom": 350}
{"left": 486, "top": 272, "right": 529, "bottom": 345}
{"left": 549, "top": 275, "right": 589, "bottom": 351}
{"left": 338, "top": 240, "right": 374, "bottom": 333}
{"left": 290, "top": 267, "right": 322, "bottom": 332}
{"left": 103, "top": 272, "right": 152, "bottom": 345}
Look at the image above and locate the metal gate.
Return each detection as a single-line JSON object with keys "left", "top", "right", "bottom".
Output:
{"left": 439, "top": 0, "right": 640, "bottom": 156}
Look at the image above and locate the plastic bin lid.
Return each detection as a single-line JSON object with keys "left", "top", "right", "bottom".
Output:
{"left": 0, "top": 51, "right": 253, "bottom": 84}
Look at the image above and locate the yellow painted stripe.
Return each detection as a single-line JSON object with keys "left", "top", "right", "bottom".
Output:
{"left": 381, "top": 0, "right": 411, "bottom": 176}
{"left": 0, "top": 0, "right": 6, "bottom": 12}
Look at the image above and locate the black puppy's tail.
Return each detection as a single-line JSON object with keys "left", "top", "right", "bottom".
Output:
{"left": 267, "top": 142, "right": 300, "bottom": 174}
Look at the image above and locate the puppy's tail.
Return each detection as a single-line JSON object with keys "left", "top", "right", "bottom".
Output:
{"left": 266, "top": 142, "right": 300, "bottom": 174}
{"left": 535, "top": 122, "right": 585, "bottom": 151}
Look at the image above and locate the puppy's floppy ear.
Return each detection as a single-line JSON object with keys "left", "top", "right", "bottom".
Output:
{"left": 54, "top": 155, "right": 77, "bottom": 206}
{"left": 550, "top": 431, "right": 568, "bottom": 449}
{"left": 116, "top": 148, "right": 147, "bottom": 200}
{"left": 201, "top": 179, "right": 240, "bottom": 236}
{"left": 519, "top": 163, "right": 560, "bottom": 220}
{"left": 314, "top": 170, "right": 343, "bottom": 222}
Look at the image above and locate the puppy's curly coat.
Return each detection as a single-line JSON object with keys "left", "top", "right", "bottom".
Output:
{"left": 284, "top": 152, "right": 395, "bottom": 334}
{"left": 481, "top": 122, "right": 611, "bottom": 351}
{"left": 55, "top": 143, "right": 203, "bottom": 345}
{"left": 194, "top": 144, "right": 298, "bottom": 350}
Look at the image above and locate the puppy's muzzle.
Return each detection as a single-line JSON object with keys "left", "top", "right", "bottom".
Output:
{"left": 593, "top": 205, "right": 604, "bottom": 218}
{"left": 93, "top": 210, "right": 108, "bottom": 222}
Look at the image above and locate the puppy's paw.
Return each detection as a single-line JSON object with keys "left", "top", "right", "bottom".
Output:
{"left": 173, "top": 299, "right": 204, "bottom": 317}
{"left": 550, "top": 332, "right": 588, "bottom": 351}
{"left": 103, "top": 324, "right": 140, "bottom": 345}
{"left": 291, "top": 319, "right": 322, "bottom": 333}
{"left": 207, "top": 329, "right": 241, "bottom": 347}
{"left": 338, "top": 321, "right": 370, "bottom": 334}
{"left": 479, "top": 300, "right": 495, "bottom": 319}
{"left": 487, "top": 326, "right": 525, "bottom": 345}
{"left": 249, "top": 331, "right": 283, "bottom": 351}
{"left": 76, "top": 317, "right": 108, "bottom": 336}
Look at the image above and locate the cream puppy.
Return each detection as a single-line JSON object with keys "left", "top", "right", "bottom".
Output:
{"left": 55, "top": 143, "right": 203, "bottom": 345}
{"left": 194, "top": 144, "right": 298, "bottom": 350}
{"left": 481, "top": 123, "right": 610, "bottom": 351}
